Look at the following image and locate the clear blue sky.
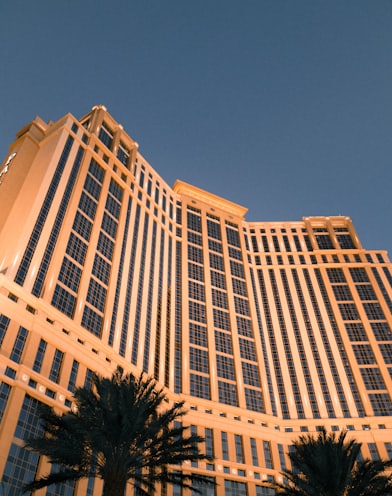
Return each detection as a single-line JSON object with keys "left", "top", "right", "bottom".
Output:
{"left": 1, "top": 1, "right": 391, "bottom": 253}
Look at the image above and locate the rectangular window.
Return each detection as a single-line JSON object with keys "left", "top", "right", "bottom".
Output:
{"left": 250, "top": 438, "right": 259, "bottom": 466}
{"left": 68, "top": 360, "right": 79, "bottom": 392}
{"left": 101, "top": 212, "right": 118, "bottom": 239}
{"left": 205, "top": 428, "right": 214, "bottom": 458}
{"left": 52, "top": 285, "right": 76, "bottom": 317}
{"left": 86, "top": 279, "right": 107, "bottom": 312}
{"left": 263, "top": 441, "right": 273, "bottom": 468}
{"left": 92, "top": 254, "right": 111, "bottom": 285}
{"left": 33, "top": 339, "right": 47, "bottom": 372}
{"left": 190, "top": 373, "right": 210, "bottom": 399}
{"left": 187, "top": 212, "right": 202, "bottom": 233}
{"left": 207, "top": 220, "right": 221, "bottom": 240}
{"left": 215, "top": 330, "right": 233, "bottom": 354}
{"left": 49, "top": 349, "right": 64, "bottom": 384}
{"left": 10, "top": 326, "right": 28, "bottom": 363}
{"left": 81, "top": 306, "right": 103, "bottom": 337}
{"left": 98, "top": 122, "right": 113, "bottom": 149}
{"left": 349, "top": 268, "right": 370, "bottom": 283}
{"left": 234, "top": 434, "right": 244, "bottom": 463}
{"left": 224, "top": 480, "right": 247, "bottom": 496}
{"left": 221, "top": 432, "right": 229, "bottom": 461}
{"left": 78, "top": 191, "right": 98, "bottom": 220}
{"left": 58, "top": 257, "right": 82, "bottom": 293}
{"left": 189, "top": 347, "right": 209, "bottom": 374}
{"left": 189, "top": 323, "right": 207, "bottom": 347}
{"left": 242, "top": 362, "right": 261, "bottom": 387}
{"left": 72, "top": 211, "right": 93, "bottom": 241}
{"left": 360, "top": 368, "right": 386, "bottom": 390}
{"left": 117, "top": 141, "right": 130, "bottom": 166}
{"left": 218, "top": 381, "right": 238, "bottom": 406}
{"left": 216, "top": 355, "right": 235, "bottom": 380}
{"left": 66, "top": 233, "right": 88, "bottom": 265}
{"left": 97, "top": 232, "right": 115, "bottom": 260}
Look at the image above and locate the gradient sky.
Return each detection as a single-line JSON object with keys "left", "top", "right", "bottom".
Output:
{"left": 1, "top": 1, "right": 391, "bottom": 253}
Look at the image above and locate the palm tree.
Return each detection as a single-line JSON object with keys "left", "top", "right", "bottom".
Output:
{"left": 24, "top": 369, "right": 213, "bottom": 496}
{"left": 267, "top": 427, "right": 392, "bottom": 496}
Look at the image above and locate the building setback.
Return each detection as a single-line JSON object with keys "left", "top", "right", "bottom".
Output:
{"left": 0, "top": 105, "right": 392, "bottom": 495}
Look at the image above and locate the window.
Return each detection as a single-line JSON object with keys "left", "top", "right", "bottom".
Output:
{"left": 213, "top": 309, "right": 230, "bottom": 330}
{"left": 190, "top": 347, "right": 209, "bottom": 373}
{"left": 369, "top": 393, "right": 392, "bottom": 415}
{"left": 379, "top": 344, "right": 392, "bottom": 364}
{"left": 66, "top": 233, "right": 88, "bottom": 265}
{"left": 52, "top": 285, "right": 76, "bottom": 317}
{"left": 215, "top": 330, "right": 233, "bottom": 354}
{"left": 363, "top": 303, "right": 385, "bottom": 321}
{"left": 332, "top": 285, "right": 353, "bottom": 301}
{"left": 218, "top": 381, "right": 238, "bottom": 406}
{"left": 33, "top": 339, "right": 47, "bottom": 372}
{"left": 78, "top": 191, "right": 97, "bottom": 220}
{"left": 315, "top": 234, "right": 334, "bottom": 249}
{"left": 245, "top": 388, "right": 264, "bottom": 412}
{"left": 92, "top": 254, "right": 111, "bottom": 285}
{"left": 360, "top": 368, "right": 386, "bottom": 390}
{"left": 371, "top": 322, "right": 392, "bottom": 341}
{"left": 187, "top": 212, "right": 202, "bottom": 232}
{"left": 211, "top": 270, "right": 226, "bottom": 289}
{"left": 226, "top": 227, "right": 241, "bottom": 247}
{"left": 10, "top": 326, "right": 28, "bottom": 363}
{"left": 207, "top": 220, "right": 221, "bottom": 240}
{"left": 72, "top": 211, "right": 92, "bottom": 241}
{"left": 221, "top": 432, "right": 229, "bottom": 460}
{"left": 205, "top": 428, "right": 214, "bottom": 458}
{"left": 338, "top": 303, "right": 360, "bottom": 321}
{"left": 190, "top": 374, "right": 210, "bottom": 399}
{"left": 349, "top": 268, "right": 370, "bottom": 283}
{"left": 117, "top": 141, "right": 130, "bottom": 166}
{"left": 68, "top": 360, "right": 79, "bottom": 392}
{"left": 352, "top": 344, "right": 376, "bottom": 364}
{"left": 86, "top": 279, "right": 107, "bottom": 312}
{"left": 239, "top": 338, "right": 257, "bottom": 361}
{"left": 216, "top": 355, "right": 235, "bottom": 380}
{"left": 234, "top": 296, "right": 250, "bottom": 316}
{"left": 242, "top": 362, "right": 261, "bottom": 387}
{"left": 58, "top": 257, "right": 82, "bottom": 293}
{"left": 98, "top": 122, "right": 113, "bottom": 149}
{"left": 101, "top": 212, "right": 118, "bottom": 239}
{"left": 189, "top": 301, "right": 206, "bottom": 323}
{"left": 263, "top": 441, "right": 273, "bottom": 468}
{"left": 234, "top": 434, "right": 244, "bottom": 463}
{"left": 97, "top": 232, "right": 114, "bottom": 260}
{"left": 49, "top": 349, "right": 64, "bottom": 384}
{"left": 345, "top": 323, "right": 368, "bottom": 341}
{"left": 81, "top": 307, "right": 103, "bottom": 337}
{"left": 212, "top": 289, "right": 228, "bottom": 309}
{"left": 189, "top": 323, "right": 207, "bottom": 347}
{"left": 327, "top": 268, "right": 346, "bottom": 283}
{"left": 250, "top": 438, "right": 259, "bottom": 466}
{"left": 224, "top": 480, "right": 247, "bottom": 496}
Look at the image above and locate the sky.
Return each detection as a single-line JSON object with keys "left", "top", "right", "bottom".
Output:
{"left": 1, "top": 1, "right": 391, "bottom": 253}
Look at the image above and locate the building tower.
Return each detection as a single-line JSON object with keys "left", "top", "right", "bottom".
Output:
{"left": 1, "top": 106, "right": 392, "bottom": 496}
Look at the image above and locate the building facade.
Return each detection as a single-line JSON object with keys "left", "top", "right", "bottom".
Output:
{"left": 0, "top": 105, "right": 392, "bottom": 495}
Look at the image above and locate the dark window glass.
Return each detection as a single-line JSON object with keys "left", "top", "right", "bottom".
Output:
{"left": 52, "top": 285, "right": 76, "bottom": 317}
{"left": 58, "top": 257, "right": 82, "bottom": 293}
{"left": 66, "top": 233, "right": 88, "bottom": 265}
{"left": 72, "top": 211, "right": 93, "bottom": 241}
{"left": 10, "top": 327, "right": 28, "bottom": 363}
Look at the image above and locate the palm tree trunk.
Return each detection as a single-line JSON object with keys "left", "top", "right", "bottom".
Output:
{"left": 102, "top": 474, "right": 127, "bottom": 496}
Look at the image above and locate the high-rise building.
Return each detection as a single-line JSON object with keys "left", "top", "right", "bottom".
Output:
{"left": 0, "top": 105, "right": 392, "bottom": 495}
